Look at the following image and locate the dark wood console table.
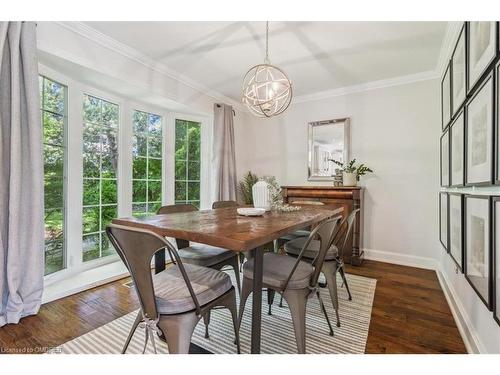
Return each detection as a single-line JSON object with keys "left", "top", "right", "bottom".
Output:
{"left": 282, "top": 186, "right": 364, "bottom": 266}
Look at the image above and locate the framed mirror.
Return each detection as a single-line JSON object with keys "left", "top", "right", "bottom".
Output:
{"left": 308, "top": 118, "right": 350, "bottom": 181}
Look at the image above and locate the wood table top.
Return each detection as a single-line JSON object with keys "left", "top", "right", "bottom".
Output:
{"left": 112, "top": 206, "right": 344, "bottom": 251}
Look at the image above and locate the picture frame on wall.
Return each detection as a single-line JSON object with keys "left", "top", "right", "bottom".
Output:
{"left": 467, "top": 21, "right": 497, "bottom": 91}
{"left": 440, "top": 192, "right": 449, "bottom": 252}
{"left": 496, "top": 61, "right": 500, "bottom": 185}
{"left": 441, "top": 129, "right": 450, "bottom": 187}
{"left": 493, "top": 197, "right": 500, "bottom": 325}
{"left": 467, "top": 21, "right": 497, "bottom": 92}
{"left": 465, "top": 195, "right": 491, "bottom": 309}
{"left": 449, "top": 193, "right": 464, "bottom": 271}
{"left": 465, "top": 74, "right": 494, "bottom": 186}
{"left": 441, "top": 62, "right": 452, "bottom": 131}
{"left": 450, "top": 110, "right": 465, "bottom": 187}
{"left": 452, "top": 24, "right": 467, "bottom": 115}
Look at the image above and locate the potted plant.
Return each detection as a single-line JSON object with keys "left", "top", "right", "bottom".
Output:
{"left": 330, "top": 159, "right": 373, "bottom": 186}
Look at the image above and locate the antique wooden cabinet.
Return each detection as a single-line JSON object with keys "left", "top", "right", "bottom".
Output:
{"left": 282, "top": 186, "right": 364, "bottom": 266}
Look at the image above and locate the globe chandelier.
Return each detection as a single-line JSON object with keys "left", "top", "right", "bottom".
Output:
{"left": 242, "top": 21, "right": 293, "bottom": 118}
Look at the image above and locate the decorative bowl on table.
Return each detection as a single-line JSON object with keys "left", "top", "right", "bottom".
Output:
{"left": 237, "top": 207, "right": 266, "bottom": 217}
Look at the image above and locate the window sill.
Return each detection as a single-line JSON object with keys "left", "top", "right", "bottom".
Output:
{"left": 42, "top": 261, "right": 129, "bottom": 304}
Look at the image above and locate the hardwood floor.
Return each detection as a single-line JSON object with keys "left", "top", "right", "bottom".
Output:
{"left": 0, "top": 260, "right": 466, "bottom": 354}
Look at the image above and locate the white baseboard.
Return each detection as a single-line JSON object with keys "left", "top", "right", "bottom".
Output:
{"left": 363, "top": 248, "right": 438, "bottom": 270}
{"left": 435, "top": 265, "right": 484, "bottom": 354}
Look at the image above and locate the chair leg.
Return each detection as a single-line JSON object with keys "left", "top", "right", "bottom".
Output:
{"left": 279, "top": 295, "right": 284, "bottom": 307}
{"left": 338, "top": 265, "right": 352, "bottom": 301}
{"left": 267, "top": 289, "right": 275, "bottom": 315}
{"left": 122, "top": 311, "right": 142, "bottom": 354}
{"left": 237, "top": 277, "right": 253, "bottom": 332}
{"left": 157, "top": 312, "right": 200, "bottom": 354}
{"left": 323, "top": 262, "right": 341, "bottom": 328}
{"left": 282, "top": 289, "right": 308, "bottom": 354}
{"left": 203, "top": 311, "right": 211, "bottom": 339}
{"left": 230, "top": 256, "right": 241, "bottom": 296}
{"left": 316, "top": 290, "right": 334, "bottom": 336}
{"left": 226, "top": 290, "right": 241, "bottom": 354}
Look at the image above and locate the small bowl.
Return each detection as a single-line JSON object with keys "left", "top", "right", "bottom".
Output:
{"left": 237, "top": 207, "right": 266, "bottom": 217}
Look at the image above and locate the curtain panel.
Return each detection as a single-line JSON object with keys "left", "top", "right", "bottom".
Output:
{"left": 212, "top": 104, "right": 237, "bottom": 202}
{"left": 0, "top": 21, "right": 44, "bottom": 327}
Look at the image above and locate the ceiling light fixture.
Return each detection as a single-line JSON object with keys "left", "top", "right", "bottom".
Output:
{"left": 241, "top": 21, "right": 292, "bottom": 118}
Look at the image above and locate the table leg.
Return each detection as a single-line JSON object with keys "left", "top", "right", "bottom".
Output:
{"left": 251, "top": 246, "right": 263, "bottom": 354}
{"left": 154, "top": 249, "right": 166, "bottom": 274}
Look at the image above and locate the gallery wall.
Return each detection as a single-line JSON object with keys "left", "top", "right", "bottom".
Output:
{"left": 438, "top": 22, "right": 500, "bottom": 353}
{"left": 234, "top": 78, "right": 440, "bottom": 265}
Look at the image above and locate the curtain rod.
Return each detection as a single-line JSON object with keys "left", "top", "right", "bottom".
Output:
{"left": 216, "top": 103, "right": 235, "bottom": 116}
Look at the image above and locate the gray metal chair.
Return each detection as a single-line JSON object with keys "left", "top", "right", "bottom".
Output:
{"left": 283, "top": 209, "right": 359, "bottom": 328}
{"left": 212, "top": 200, "right": 239, "bottom": 209}
{"left": 157, "top": 204, "right": 241, "bottom": 339}
{"left": 106, "top": 224, "right": 240, "bottom": 354}
{"left": 238, "top": 215, "right": 342, "bottom": 353}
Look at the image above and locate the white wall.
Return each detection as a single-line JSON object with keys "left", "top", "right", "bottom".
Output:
{"left": 235, "top": 79, "right": 440, "bottom": 264}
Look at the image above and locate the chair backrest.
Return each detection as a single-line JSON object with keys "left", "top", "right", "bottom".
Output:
{"left": 157, "top": 204, "right": 198, "bottom": 249}
{"left": 212, "top": 200, "right": 238, "bottom": 209}
{"left": 282, "top": 215, "right": 342, "bottom": 291}
{"left": 106, "top": 224, "right": 202, "bottom": 319}
{"left": 332, "top": 208, "right": 360, "bottom": 259}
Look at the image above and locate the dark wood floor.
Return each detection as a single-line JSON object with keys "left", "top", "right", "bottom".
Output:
{"left": 0, "top": 260, "right": 466, "bottom": 354}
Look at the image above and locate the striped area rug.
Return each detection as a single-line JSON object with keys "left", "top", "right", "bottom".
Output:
{"left": 51, "top": 272, "right": 376, "bottom": 354}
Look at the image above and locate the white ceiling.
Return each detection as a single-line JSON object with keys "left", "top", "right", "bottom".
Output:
{"left": 84, "top": 21, "right": 448, "bottom": 102}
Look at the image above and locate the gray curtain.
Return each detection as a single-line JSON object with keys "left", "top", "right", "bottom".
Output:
{"left": 212, "top": 104, "right": 237, "bottom": 201}
{"left": 0, "top": 22, "right": 44, "bottom": 327}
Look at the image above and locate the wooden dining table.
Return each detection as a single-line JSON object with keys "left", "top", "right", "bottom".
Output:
{"left": 112, "top": 205, "right": 343, "bottom": 354}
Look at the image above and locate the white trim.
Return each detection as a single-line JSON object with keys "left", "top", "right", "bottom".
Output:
{"left": 55, "top": 21, "right": 245, "bottom": 112}
{"left": 363, "top": 248, "right": 438, "bottom": 270}
{"left": 435, "top": 264, "right": 484, "bottom": 354}
{"left": 292, "top": 71, "right": 439, "bottom": 104}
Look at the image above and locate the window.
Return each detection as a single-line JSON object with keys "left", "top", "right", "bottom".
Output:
{"left": 82, "top": 94, "right": 119, "bottom": 262}
{"left": 132, "top": 110, "right": 163, "bottom": 217}
{"left": 40, "top": 76, "right": 67, "bottom": 275}
{"left": 175, "top": 119, "right": 201, "bottom": 208}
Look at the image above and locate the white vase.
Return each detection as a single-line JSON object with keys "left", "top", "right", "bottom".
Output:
{"left": 342, "top": 172, "right": 358, "bottom": 187}
{"left": 252, "top": 179, "right": 271, "bottom": 211}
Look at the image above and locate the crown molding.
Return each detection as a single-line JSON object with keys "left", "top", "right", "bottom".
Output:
{"left": 292, "top": 70, "right": 439, "bottom": 104}
{"left": 54, "top": 21, "right": 246, "bottom": 112}
{"left": 435, "top": 21, "right": 463, "bottom": 77}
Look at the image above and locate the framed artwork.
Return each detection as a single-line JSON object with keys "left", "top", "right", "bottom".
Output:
{"left": 441, "top": 62, "right": 452, "bottom": 131}
{"left": 493, "top": 197, "right": 500, "bottom": 325}
{"left": 449, "top": 193, "right": 464, "bottom": 271}
{"left": 496, "top": 61, "right": 500, "bottom": 184}
{"left": 465, "top": 195, "right": 491, "bottom": 309}
{"left": 440, "top": 128, "right": 450, "bottom": 187}
{"left": 468, "top": 21, "right": 497, "bottom": 91}
{"left": 450, "top": 110, "right": 465, "bottom": 187}
{"left": 465, "top": 74, "right": 494, "bottom": 186}
{"left": 440, "top": 192, "right": 449, "bottom": 251}
{"left": 452, "top": 24, "right": 467, "bottom": 115}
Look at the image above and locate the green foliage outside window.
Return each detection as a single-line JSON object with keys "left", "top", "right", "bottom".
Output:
{"left": 41, "top": 76, "right": 67, "bottom": 275}
{"left": 82, "top": 94, "right": 119, "bottom": 262}
{"left": 132, "top": 110, "right": 162, "bottom": 218}
{"left": 175, "top": 119, "right": 201, "bottom": 208}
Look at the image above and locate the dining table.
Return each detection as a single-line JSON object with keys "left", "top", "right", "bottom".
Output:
{"left": 112, "top": 204, "right": 344, "bottom": 354}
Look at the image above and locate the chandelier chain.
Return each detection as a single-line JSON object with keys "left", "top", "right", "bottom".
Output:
{"left": 265, "top": 21, "right": 269, "bottom": 64}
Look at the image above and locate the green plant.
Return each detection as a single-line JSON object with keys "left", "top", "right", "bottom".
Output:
{"left": 238, "top": 171, "right": 259, "bottom": 204}
{"left": 330, "top": 158, "right": 374, "bottom": 181}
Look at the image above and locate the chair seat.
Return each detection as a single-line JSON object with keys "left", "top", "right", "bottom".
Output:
{"left": 242, "top": 253, "right": 314, "bottom": 290}
{"left": 178, "top": 243, "right": 236, "bottom": 267}
{"left": 278, "top": 229, "right": 311, "bottom": 242}
{"left": 284, "top": 237, "right": 339, "bottom": 261}
{"left": 153, "top": 263, "right": 232, "bottom": 315}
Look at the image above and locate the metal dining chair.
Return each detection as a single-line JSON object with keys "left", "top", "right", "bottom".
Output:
{"left": 283, "top": 209, "right": 359, "bottom": 328}
{"left": 212, "top": 200, "right": 239, "bottom": 209}
{"left": 106, "top": 224, "right": 240, "bottom": 354}
{"left": 157, "top": 204, "right": 241, "bottom": 339}
{"left": 237, "top": 215, "right": 342, "bottom": 353}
